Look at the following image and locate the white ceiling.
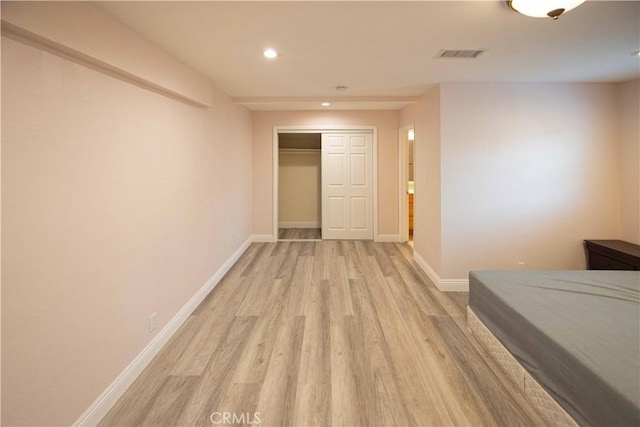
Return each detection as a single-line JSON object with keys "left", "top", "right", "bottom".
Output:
{"left": 97, "top": 1, "right": 640, "bottom": 110}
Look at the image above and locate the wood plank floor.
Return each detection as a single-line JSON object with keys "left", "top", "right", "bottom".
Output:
{"left": 278, "top": 228, "right": 321, "bottom": 240}
{"left": 100, "top": 241, "right": 545, "bottom": 427}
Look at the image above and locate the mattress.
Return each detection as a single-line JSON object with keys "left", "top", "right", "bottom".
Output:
{"left": 469, "top": 270, "right": 640, "bottom": 426}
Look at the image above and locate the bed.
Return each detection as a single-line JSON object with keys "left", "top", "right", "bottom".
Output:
{"left": 468, "top": 270, "right": 640, "bottom": 426}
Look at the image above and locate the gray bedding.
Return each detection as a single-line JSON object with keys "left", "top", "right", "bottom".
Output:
{"left": 469, "top": 270, "right": 640, "bottom": 426}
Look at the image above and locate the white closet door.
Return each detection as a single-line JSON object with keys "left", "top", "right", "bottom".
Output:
{"left": 321, "top": 133, "right": 373, "bottom": 240}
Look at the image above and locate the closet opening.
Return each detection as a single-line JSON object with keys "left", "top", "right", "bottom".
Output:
{"left": 273, "top": 125, "right": 378, "bottom": 242}
{"left": 277, "top": 133, "right": 322, "bottom": 241}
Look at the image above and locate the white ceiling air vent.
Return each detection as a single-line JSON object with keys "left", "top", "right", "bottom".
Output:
{"left": 437, "top": 49, "right": 486, "bottom": 59}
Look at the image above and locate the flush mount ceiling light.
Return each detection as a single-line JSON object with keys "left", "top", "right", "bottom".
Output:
{"left": 508, "top": 0, "right": 586, "bottom": 19}
{"left": 263, "top": 48, "right": 278, "bottom": 59}
{"left": 321, "top": 102, "right": 331, "bottom": 107}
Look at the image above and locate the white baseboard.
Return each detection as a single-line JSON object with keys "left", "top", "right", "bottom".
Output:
{"left": 251, "top": 234, "right": 276, "bottom": 243}
{"left": 278, "top": 221, "right": 320, "bottom": 229}
{"left": 413, "top": 251, "right": 469, "bottom": 292}
{"left": 73, "top": 237, "right": 252, "bottom": 427}
{"left": 375, "top": 234, "right": 400, "bottom": 242}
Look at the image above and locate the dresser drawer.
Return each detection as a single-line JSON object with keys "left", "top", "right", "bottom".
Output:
{"left": 584, "top": 240, "right": 640, "bottom": 271}
{"left": 587, "top": 251, "right": 636, "bottom": 271}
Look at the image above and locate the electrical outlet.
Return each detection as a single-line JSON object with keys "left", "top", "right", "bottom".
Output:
{"left": 149, "top": 312, "right": 158, "bottom": 332}
{"left": 518, "top": 262, "right": 526, "bottom": 270}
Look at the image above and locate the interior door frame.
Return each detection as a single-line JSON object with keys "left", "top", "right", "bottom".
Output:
{"left": 273, "top": 125, "right": 378, "bottom": 241}
{"left": 398, "top": 123, "right": 414, "bottom": 243}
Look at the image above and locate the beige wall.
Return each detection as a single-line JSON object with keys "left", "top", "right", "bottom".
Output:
{"left": 1, "top": 1, "right": 213, "bottom": 106}
{"left": 1, "top": 14, "right": 252, "bottom": 427}
{"left": 400, "top": 87, "right": 442, "bottom": 273}
{"left": 278, "top": 150, "right": 321, "bottom": 226}
{"left": 403, "top": 83, "right": 624, "bottom": 282}
{"left": 252, "top": 110, "right": 399, "bottom": 238}
{"left": 439, "top": 83, "right": 621, "bottom": 278}
{"left": 618, "top": 79, "right": 640, "bottom": 245}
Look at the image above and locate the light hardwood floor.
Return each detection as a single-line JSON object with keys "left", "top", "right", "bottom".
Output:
{"left": 278, "top": 228, "right": 321, "bottom": 240}
{"left": 100, "top": 241, "right": 545, "bottom": 426}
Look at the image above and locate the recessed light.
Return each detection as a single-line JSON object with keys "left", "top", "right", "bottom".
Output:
{"left": 263, "top": 48, "right": 278, "bottom": 59}
{"left": 321, "top": 102, "right": 331, "bottom": 107}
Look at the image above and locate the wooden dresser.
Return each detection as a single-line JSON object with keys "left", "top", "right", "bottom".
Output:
{"left": 584, "top": 240, "right": 640, "bottom": 271}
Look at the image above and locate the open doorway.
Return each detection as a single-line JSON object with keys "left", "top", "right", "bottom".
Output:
{"left": 277, "top": 133, "right": 322, "bottom": 241}
{"left": 408, "top": 128, "right": 414, "bottom": 246}
{"left": 399, "top": 124, "right": 415, "bottom": 246}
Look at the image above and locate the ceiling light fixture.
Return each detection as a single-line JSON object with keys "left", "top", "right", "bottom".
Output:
{"left": 321, "top": 102, "right": 331, "bottom": 107}
{"left": 508, "top": 0, "right": 586, "bottom": 20}
{"left": 263, "top": 48, "right": 278, "bottom": 59}
{"left": 633, "top": 51, "right": 640, "bottom": 57}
